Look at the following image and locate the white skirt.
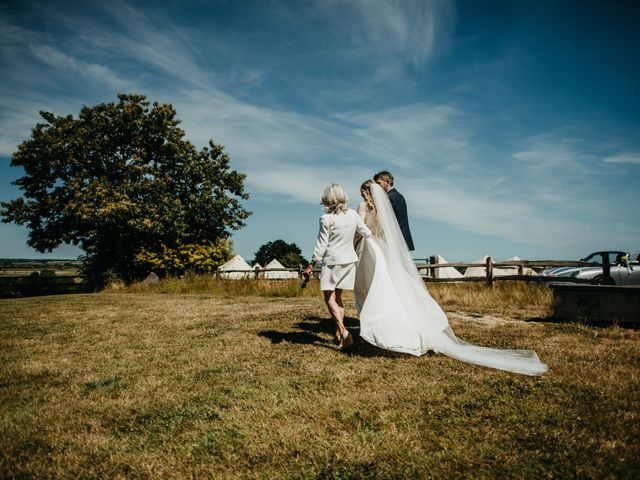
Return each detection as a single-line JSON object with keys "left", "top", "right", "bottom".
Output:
{"left": 320, "top": 262, "right": 357, "bottom": 291}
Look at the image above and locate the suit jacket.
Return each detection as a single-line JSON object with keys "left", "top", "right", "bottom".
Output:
{"left": 312, "top": 209, "right": 371, "bottom": 265}
{"left": 387, "top": 188, "right": 415, "bottom": 251}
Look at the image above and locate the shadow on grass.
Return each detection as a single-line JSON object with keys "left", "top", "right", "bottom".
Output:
{"left": 257, "top": 330, "right": 327, "bottom": 347}
{"left": 258, "top": 315, "right": 404, "bottom": 358}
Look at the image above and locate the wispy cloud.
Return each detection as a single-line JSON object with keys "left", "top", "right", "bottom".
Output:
{"left": 320, "top": 0, "right": 455, "bottom": 69}
{"left": 512, "top": 134, "right": 595, "bottom": 173}
{"left": 602, "top": 153, "right": 640, "bottom": 165}
{"left": 30, "top": 45, "right": 129, "bottom": 90}
{"left": 0, "top": 95, "right": 85, "bottom": 157}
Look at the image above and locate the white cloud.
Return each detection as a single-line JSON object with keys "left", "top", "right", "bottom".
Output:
{"left": 323, "top": 0, "right": 455, "bottom": 69}
{"left": 602, "top": 153, "right": 640, "bottom": 165}
{"left": 29, "top": 45, "right": 129, "bottom": 90}
{"left": 512, "top": 134, "right": 594, "bottom": 172}
{"left": 402, "top": 180, "right": 591, "bottom": 247}
{"left": 0, "top": 96, "right": 83, "bottom": 157}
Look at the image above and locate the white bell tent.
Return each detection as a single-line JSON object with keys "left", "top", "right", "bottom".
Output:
{"left": 418, "top": 255, "right": 463, "bottom": 279}
{"left": 433, "top": 255, "right": 463, "bottom": 279}
{"left": 264, "top": 259, "right": 298, "bottom": 279}
{"left": 464, "top": 255, "right": 489, "bottom": 277}
{"left": 218, "top": 255, "right": 253, "bottom": 279}
{"left": 464, "top": 255, "right": 537, "bottom": 277}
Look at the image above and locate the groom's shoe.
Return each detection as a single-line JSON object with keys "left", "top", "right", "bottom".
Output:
{"left": 339, "top": 330, "right": 353, "bottom": 350}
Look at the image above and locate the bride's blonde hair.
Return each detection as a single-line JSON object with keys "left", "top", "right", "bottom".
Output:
{"left": 360, "top": 179, "right": 375, "bottom": 211}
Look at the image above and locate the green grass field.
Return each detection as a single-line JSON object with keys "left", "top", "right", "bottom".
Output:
{"left": 1, "top": 281, "right": 639, "bottom": 479}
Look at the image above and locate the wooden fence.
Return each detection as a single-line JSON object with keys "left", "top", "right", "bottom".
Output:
{"left": 0, "top": 258, "right": 602, "bottom": 297}
{"left": 413, "top": 256, "right": 599, "bottom": 287}
{"left": 216, "top": 257, "right": 602, "bottom": 287}
{"left": 0, "top": 273, "right": 87, "bottom": 297}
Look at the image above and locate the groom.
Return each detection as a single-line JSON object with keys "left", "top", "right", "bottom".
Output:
{"left": 374, "top": 170, "right": 415, "bottom": 251}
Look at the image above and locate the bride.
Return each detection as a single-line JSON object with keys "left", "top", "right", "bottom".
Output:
{"left": 354, "top": 180, "right": 547, "bottom": 376}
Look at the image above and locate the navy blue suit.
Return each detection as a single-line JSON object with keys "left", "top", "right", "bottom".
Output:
{"left": 387, "top": 188, "right": 414, "bottom": 251}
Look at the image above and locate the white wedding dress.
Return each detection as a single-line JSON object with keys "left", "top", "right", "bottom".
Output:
{"left": 354, "top": 184, "right": 547, "bottom": 376}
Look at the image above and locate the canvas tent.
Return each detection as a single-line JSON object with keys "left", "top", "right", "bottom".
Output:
{"left": 264, "top": 259, "right": 298, "bottom": 279}
{"left": 500, "top": 256, "right": 537, "bottom": 276}
{"left": 464, "top": 255, "right": 489, "bottom": 277}
{"left": 418, "top": 255, "right": 463, "bottom": 279}
{"left": 218, "top": 255, "right": 252, "bottom": 279}
{"left": 464, "top": 255, "right": 537, "bottom": 277}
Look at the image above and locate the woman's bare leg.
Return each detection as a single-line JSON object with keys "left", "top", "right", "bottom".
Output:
{"left": 324, "top": 289, "right": 346, "bottom": 341}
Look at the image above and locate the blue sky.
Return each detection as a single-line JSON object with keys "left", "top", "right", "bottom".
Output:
{"left": 1, "top": 0, "right": 639, "bottom": 262}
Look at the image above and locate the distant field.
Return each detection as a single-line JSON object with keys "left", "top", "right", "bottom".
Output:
{"left": 0, "top": 268, "right": 80, "bottom": 276}
{"left": 1, "top": 284, "right": 639, "bottom": 478}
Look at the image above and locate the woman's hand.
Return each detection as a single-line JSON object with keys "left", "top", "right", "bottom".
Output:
{"left": 302, "top": 263, "right": 314, "bottom": 277}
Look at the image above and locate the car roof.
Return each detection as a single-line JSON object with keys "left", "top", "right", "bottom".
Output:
{"left": 587, "top": 250, "right": 627, "bottom": 255}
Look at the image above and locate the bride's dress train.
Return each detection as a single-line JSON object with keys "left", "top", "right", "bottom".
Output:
{"left": 354, "top": 184, "right": 547, "bottom": 376}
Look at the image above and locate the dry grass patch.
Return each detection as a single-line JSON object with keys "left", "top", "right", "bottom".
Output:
{"left": 107, "top": 277, "right": 552, "bottom": 318}
{"left": 105, "top": 275, "right": 319, "bottom": 298}
{"left": 428, "top": 281, "right": 553, "bottom": 319}
{"left": 1, "top": 290, "right": 638, "bottom": 479}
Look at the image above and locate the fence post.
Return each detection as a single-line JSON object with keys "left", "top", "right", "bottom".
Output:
{"left": 518, "top": 263, "right": 524, "bottom": 275}
{"left": 485, "top": 256, "right": 493, "bottom": 287}
{"left": 429, "top": 255, "right": 439, "bottom": 279}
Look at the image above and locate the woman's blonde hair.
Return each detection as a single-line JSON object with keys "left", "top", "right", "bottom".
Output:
{"left": 360, "top": 179, "right": 375, "bottom": 211}
{"left": 320, "top": 183, "right": 349, "bottom": 214}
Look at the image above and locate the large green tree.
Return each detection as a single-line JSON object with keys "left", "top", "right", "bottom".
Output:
{"left": 1, "top": 94, "right": 250, "bottom": 285}
{"left": 253, "top": 239, "right": 307, "bottom": 268}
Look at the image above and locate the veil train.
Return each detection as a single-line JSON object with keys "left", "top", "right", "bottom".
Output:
{"left": 354, "top": 184, "right": 547, "bottom": 376}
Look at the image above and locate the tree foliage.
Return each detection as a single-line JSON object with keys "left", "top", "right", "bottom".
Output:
{"left": 1, "top": 94, "right": 251, "bottom": 286}
{"left": 253, "top": 239, "right": 307, "bottom": 268}
{"left": 133, "top": 238, "right": 233, "bottom": 276}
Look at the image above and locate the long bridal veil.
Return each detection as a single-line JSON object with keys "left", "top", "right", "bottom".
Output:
{"left": 354, "top": 184, "right": 547, "bottom": 376}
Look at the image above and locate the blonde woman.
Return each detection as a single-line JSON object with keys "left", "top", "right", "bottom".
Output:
{"left": 303, "top": 184, "right": 371, "bottom": 350}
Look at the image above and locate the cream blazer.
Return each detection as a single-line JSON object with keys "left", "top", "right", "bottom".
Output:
{"left": 312, "top": 209, "right": 371, "bottom": 266}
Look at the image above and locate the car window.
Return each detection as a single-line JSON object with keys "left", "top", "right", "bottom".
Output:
{"left": 581, "top": 253, "right": 601, "bottom": 264}
{"left": 606, "top": 252, "right": 627, "bottom": 265}
{"left": 581, "top": 252, "right": 627, "bottom": 265}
